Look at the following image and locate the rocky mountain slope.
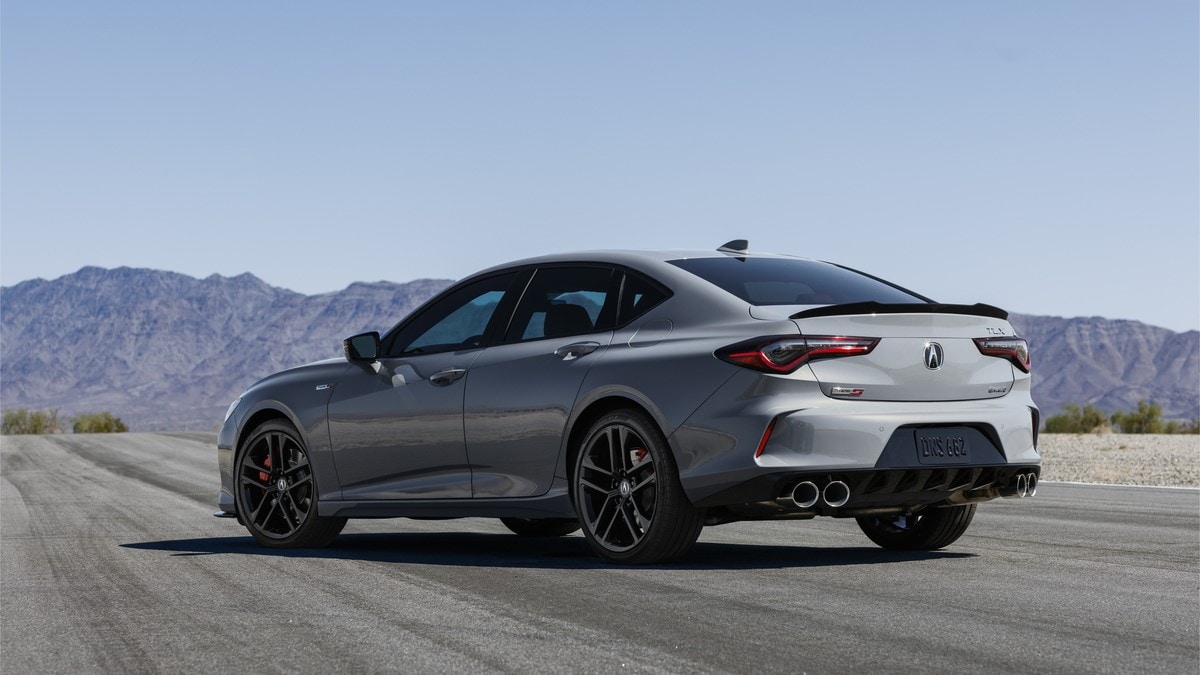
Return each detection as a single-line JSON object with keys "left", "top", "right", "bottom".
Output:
{"left": 1, "top": 267, "right": 452, "bottom": 430}
{"left": 1008, "top": 313, "right": 1198, "bottom": 423}
{"left": 1, "top": 267, "right": 1196, "bottom": 430}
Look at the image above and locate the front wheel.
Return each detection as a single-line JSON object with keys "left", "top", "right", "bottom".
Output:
{"left": 856, "top": 504, "right": 977, "bottom": 550}
{"left": 572, "top": 409, "right": 704, "bottom": 564}
{"left": 235, "top": 420, "right": 346, "bottom": 548}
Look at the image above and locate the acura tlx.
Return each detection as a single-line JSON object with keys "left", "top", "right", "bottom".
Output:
{"left": 216, "top": 240, "right": 1039, "bottom": 564}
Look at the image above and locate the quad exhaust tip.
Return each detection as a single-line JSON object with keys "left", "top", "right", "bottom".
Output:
{"left": 822, "top": 480, "right": 850, "bottom": 508}
{"left": 791, "top": 481, "right": 820, "bottom": 509}
{"left": 999, "top": 472, "right": 1039, "bottom": 499}
{"left": 789, "top": 480, "right": 851, "bottom": 509}
{"left": 788, "top": 472, "right": 1035, "bottom": 509}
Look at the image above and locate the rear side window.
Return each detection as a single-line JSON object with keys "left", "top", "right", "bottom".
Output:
{"left": 668, "top": 257, "right": 927, "bottom": 306}
{"left": 618, "top": 272, "right": 669, "bottom": 324}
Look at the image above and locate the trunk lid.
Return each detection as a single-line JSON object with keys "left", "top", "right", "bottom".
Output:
{"left": 790, "top": 307, "right": 1018, "bottom": 402}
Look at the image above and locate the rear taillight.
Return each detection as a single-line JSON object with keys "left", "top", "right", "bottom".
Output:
{"left": 716, "top": 335, "right": 879, "bottom": 374}
{"left": 974, "top": 337, "right": 1030, "bottom": 372}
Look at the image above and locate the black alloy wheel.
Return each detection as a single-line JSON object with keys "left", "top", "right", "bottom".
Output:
{"left": 856, "top": 504, "right": 977, "bottom": 551}
{"left": 573, "top": 409, "right": 704, "bottom": 564}
{"left": 236, "top": 420, "right": 345, "bottom": 548}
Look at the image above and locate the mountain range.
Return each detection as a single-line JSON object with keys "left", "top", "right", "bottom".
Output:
{"left": 1, "top": 267, "right": 1196, "bottom": 431}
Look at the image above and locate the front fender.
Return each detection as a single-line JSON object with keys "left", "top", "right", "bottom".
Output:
{"left": 219, "top": 362, "right": 352, "bottom": 507}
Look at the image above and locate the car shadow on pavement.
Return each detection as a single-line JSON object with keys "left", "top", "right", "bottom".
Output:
{"left": 122, "top": 532, "right": 972, "bottom": 570}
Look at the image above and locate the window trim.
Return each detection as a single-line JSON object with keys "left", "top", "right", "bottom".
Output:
{"left": 378, "top": 262, "right": 675, "bottom": 357}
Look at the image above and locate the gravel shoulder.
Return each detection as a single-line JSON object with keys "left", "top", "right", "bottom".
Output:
{"left": 1038, "top": 433, "right": 1199, "bottom": 487}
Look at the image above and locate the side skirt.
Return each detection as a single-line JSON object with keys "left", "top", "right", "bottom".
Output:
{"left": 317, "top": 485, "right": 575, "bottom": 520}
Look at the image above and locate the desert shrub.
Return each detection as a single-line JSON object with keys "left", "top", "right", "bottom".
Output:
{"left": 1043, "top": 401, "right": 1197, "bottom": 434}
{"left": 1110, "top": 400, "right": 1165, "bottom": 434}
{"left": 1043, "top": 404, "right": 1110, "bottom": 434}
{"left": 72, "top": 412, "right": 129, "bottom": 434}
{"left": 1, "top": 408, "right": 62, "bottom": 435}
{"left": 1172, "top": 418, "right": 1200, "bottom": 435}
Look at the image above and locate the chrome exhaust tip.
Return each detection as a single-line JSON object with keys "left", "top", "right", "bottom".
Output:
{"left": 822, "top": 480, "right": 850, "bottom": 508}
{"left": 791, "top": 481, "right": 820, "bottom": 509}
{"left": 999, "top": 475, "right": 1021, "bottom": 499}
{"left": 1025, "top": 472, "right": 1038, "bottom": 497}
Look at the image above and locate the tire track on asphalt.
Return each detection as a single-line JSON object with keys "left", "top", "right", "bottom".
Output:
{"left": 2, "top": 434, "right": 254, "bottom": 672}
{"left": 3, "top": 434, "right": 1197, "bottom": 673}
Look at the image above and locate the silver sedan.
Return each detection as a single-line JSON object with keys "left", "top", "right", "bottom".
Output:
{"left": 217, "top": 241, "right": 1040, "bottom": 564}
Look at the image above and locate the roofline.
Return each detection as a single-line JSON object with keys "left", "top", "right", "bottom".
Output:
{"left": 471, "top": 248, "right": 810, "bottom": 277}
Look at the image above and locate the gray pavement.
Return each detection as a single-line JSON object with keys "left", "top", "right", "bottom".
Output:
{"left": 2, "top": 433, "right": 1197, "bottom": 673}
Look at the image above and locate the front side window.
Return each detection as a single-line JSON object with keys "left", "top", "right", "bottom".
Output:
{"left": 388, "top": 273, "right": 519, "bottom": 355}
{"left": 668, "top": 257, "right": 928, "bottom": 306}
{"left": 505, "top": 267, "right": 617, "bottom": 342}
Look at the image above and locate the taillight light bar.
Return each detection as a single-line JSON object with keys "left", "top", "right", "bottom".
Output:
{"left": 974, "top": 337, "right": 1031, "bottom": 372}
{"left": 716, "top": 335, "right": 880, "bottom": 374}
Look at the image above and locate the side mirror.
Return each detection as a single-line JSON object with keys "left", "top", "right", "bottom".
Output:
{"left": 343, "top": 331, "right": 381, "bottom": 361}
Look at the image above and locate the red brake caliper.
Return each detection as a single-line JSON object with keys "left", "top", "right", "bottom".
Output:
{"left": 259, "top": 455, "right": 271, "bottom": 484}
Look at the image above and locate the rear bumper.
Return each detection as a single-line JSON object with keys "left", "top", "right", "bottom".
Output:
{"left": 694, "top": 463, "right": 1040, "bottom": 515}
{"left": 670, "top": 369, "right": 1040, "bottom": 506}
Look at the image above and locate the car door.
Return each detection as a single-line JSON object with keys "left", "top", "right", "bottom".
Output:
{"left": 327, "top": 272, "right": 521, "bottom": 500}
{"left": 464, "top": 266, "right": 619, "bottom": 498}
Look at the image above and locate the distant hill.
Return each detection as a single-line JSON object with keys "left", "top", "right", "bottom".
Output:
{"left": 1, "top": 267, "right": 1196, "bottom": 430}
{"left": 0, "top": 267, "right": 452, "bottom": 430}
{"left": 1008, "top": 313, "right": 1198, "bottom": 423}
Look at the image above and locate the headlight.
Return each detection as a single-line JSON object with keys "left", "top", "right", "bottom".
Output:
{"left": 223, "top": 398, "right": 242, "bottom": 423}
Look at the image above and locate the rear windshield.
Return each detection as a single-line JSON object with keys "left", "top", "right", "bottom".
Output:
{"left": 668, "top": 257, "right": 929, "bottom": 306}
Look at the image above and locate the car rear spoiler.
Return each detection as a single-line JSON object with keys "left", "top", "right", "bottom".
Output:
{"left": 790, "top": 302, "right": 1009, "bottom": 321}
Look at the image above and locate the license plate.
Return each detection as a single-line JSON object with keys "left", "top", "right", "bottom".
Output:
{"left": 914, "top": 428, "right": 971, "bottom": 465}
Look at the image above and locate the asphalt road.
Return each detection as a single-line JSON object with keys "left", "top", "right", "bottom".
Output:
{"left": 2, "top": 433, "right": 1197, "bottom": 674}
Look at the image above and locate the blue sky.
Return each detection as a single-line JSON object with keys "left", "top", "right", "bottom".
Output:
{"left": 2, "top": 1, "right": 1197, "bottom": 331}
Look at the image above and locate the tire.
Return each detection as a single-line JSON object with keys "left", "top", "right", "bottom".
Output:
{"left": 856, "top": 504, "right": 977, "bottom": 551}
{"left": 235, "top": 419, "right": 346, "bottom": 548}
{"left": 499, "top": 518, "right": 581, "bottom": 537}
{"left": 572, "top": 409, "right": 704, "bottom": 564}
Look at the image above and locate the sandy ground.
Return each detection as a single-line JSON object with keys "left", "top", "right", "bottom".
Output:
{"left": 1038, "top": 433, "right": 1200, "bottom": 487}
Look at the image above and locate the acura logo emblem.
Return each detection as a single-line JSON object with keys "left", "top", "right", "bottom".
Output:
{"left": 924, "top": 342, "right": 944, "bottom": 370}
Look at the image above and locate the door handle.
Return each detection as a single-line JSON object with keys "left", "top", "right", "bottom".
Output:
{"left": 554, "top": 342, "right": 600, "bottom": 361}
{"left": 429, "top": 368, "right": 467, "bottom": 386}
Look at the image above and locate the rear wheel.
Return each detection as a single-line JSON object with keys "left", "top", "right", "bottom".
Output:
{"left": 236, "top": 420, "right": 346, "bottom": 548}
{"left": 856, "top": 504, "right": 977, "bottom": 550}
{"left": 572, "top": 409, "right": 704, "bottom": 564}
{"left": 499, "top": 518, "right": 580, "bottom": 537}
